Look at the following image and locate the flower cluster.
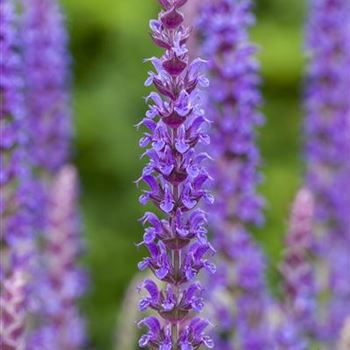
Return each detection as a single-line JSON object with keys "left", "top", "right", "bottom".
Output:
{"left": 304, "top": 0, "right": 350, "bottom": 342}
{"left": 29, "top": 166, "right": 86, "bottom": 349}
{"left": 196, "top": 0, "right": 272, "bottom": 348}
{"left": 137, "top": 0, "right": 214, "bottom": 348}
{"left": 276, "top": 189, "right": 316, "bottom": 350}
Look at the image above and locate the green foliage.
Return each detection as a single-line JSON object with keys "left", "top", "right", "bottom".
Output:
{"left": 60, "top": 1, "right": 308, "bottom": 348}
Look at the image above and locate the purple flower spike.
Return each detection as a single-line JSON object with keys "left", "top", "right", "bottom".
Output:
{"left": 304, "top": 0, "right": 350, "bottom": 342}
{"left": 0, "top": 270, "right": 26, "bottom": 350}
{"left": 196, "top": 1, "right": 273, "bottom": 348}
{"left": 137, "top": 0, "right": 213, "bottom": 348}
{"left": 29, "top": 166, "right": 86, "bottom": 349}
{"left": 276, "top": 189, "right": 316, "bottom": 350}
{"left": 23, "top": 0, "right": 72, "bottom": 174}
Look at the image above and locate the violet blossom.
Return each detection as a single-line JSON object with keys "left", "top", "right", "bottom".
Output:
{"left": 137, "top": 0, "right": 214, "bottom": 348}
{"left": 304, "top": 0, "right": 350, "bottom": 342}
{"left": 196, "top": 1, "right": 272, "bottom": 348}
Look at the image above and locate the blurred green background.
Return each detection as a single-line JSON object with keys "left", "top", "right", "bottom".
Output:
{"left": 59, "top": 0, "right": 307, "bottom": 348}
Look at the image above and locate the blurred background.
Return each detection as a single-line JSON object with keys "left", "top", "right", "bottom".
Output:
{"left": 60, "top": 0, "right": 307, "bottom": 348}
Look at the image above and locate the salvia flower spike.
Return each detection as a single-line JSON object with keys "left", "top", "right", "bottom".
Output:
{"left": 197, "top": 0, "right": 273, "bottom": 348}
{"left": 137, "top": 0, "right": 214, "bottom": 348}
{"left": 276, "top": 189, "right": 316, "bottom": 350}
{"left": 29, "top": 166, "right": 86, "bottom": 349}
{"left": 304, "top": 0, "right": 350, "bottom": 341}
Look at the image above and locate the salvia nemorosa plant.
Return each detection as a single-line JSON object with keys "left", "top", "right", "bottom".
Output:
{"left": 29, "top": 166, "right": 86, "bottom": 349}
{"left": 136, "top": 0, "right": 215, "bottom": 348}
{"left": 196, "top": 1, "right": 273, "bottom": 348}
{"left": 276, "top": 189, "right": 315, "bottom": 350}
{"left": 304, "top": 0, "right": 350, "bottom": 342}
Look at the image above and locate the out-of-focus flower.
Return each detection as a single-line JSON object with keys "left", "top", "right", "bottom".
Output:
{"left": 196, "top": 1, "right": 273, "bottom": 348}
{"left": 29, "top": 166, "right": 86, "bottom": 349}
{"left": 22, "top": 0, "right": 72, "bottom": 175}
{"left": 304, "top": 0, "right": 350, "bottom": 342}
{"left": 276, "top": 189, "right": 316, "bottom": 350}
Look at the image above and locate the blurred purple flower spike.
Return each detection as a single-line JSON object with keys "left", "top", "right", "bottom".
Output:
{"left": 23, "top": 0, "right": 72, "bottom": 175}
{"left": 277, "top": 189, "right": 316, "bottom": 350}
{"left": 304, "top": 0, "right": 350, "bottom": 342}
{"left": 196, "top": 0, "right": 273, "bottom": 348}
{"left": 1, "top": 0, "right": 35, "bottom": 270}
{"left": 29, "top": 166, "right": 86, "bottom": 349}
{"left": 137, "top": 0, "right": 214, "bottom": 348}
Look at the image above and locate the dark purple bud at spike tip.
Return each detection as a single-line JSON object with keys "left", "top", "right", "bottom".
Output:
{"left": 161, "top": 7, "right": 184, "bottom": 29}
{"left": 163, "top": 56, "right": 187, "bottom": 76}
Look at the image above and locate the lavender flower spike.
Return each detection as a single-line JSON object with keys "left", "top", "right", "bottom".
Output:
{"left": 137, "top": 0, "right": 214, "bottom": 348}
{"left": 29, "top": 166, "right": 86, "bottom": 349}
{"left": 0, "top": 270, "right": 26, "bottom": 350}
{"left": 304, "top": 0, "right": 350, "bottom": 342}
{"left": 197, "top": 1, "right": 272, "bottom": 348}
{"left": 276, "top": 189, "right": 315, "bottom": 350}
{"left": 23, "top": 0, "right": 72, "bottom": 174}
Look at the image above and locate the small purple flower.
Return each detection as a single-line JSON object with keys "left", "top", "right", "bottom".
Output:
{"left": 304, "top": 0, "right": 350, "bottom": 342}
{"left": 137, "top": 0, "right": 213, "bottom": 348}
{"left": 196, "top": 1, "right": 272, "bottom": 348}
{"left": 276, "top": 189, "right": 316, "bottom": 350}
